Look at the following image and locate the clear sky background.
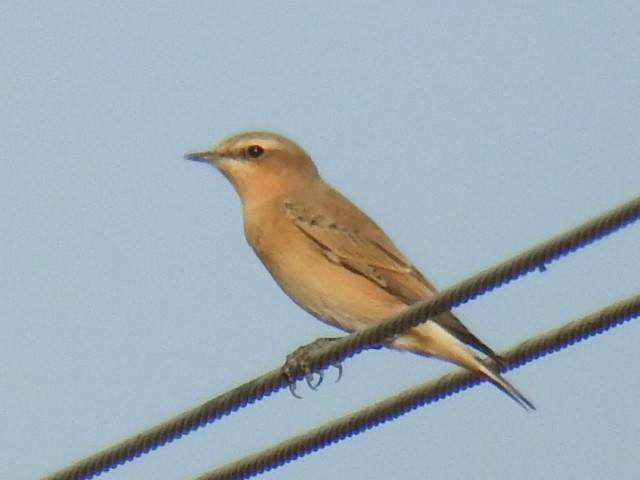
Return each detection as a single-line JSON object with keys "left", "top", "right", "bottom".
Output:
{"left": 2, "top": 3, "right": 639, "bottom": 480}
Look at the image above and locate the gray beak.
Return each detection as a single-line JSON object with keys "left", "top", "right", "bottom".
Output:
{"left": 184, "top": 150, "right": 218, "bottom": 163}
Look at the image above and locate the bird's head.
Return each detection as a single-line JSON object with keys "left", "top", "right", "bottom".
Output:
{"left": 185, "top": 131, "right": 319, "bottom": 207}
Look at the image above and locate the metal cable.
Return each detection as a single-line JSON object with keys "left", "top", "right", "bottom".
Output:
{"left": 41, "top": 195, "right": 640, "bottom": 480}
{"left": 195, "top": 292, "right": 640, "bottom": 480}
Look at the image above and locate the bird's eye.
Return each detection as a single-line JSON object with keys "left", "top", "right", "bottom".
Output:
{"left": 247, "top": 145, "right": 265, "bottom": 158}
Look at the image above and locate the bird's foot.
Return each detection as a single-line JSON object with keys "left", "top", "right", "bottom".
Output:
{"left": 282, "top": 337, "right": 343, "bottom": 399}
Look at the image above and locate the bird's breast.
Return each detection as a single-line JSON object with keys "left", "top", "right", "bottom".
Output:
{"left": 243, "top": 201, "right": 405, "bottom": 332}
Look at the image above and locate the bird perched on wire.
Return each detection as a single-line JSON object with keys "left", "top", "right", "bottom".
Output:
{"left": 185, "top": 131, "right": 533, "bottom": 410}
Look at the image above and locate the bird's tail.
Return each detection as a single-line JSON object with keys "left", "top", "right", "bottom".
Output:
{"left": 393, "top": 321, "right": 535, "bottom": 411}
{"left": 473, "top": 359, "right": 535, "bottom": 411}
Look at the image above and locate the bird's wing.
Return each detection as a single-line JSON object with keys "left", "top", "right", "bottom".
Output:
{"left": 283, "top": 185, "right": 502, "bottom": 361}
{"left": 283, "top": 186, "right": 434, "bottom": 304}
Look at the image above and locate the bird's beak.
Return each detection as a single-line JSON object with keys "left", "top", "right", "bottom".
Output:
{"left": 184, "top": 150, "right": 220, "bottom": 164}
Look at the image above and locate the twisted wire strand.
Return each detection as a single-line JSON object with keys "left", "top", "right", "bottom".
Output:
{"left": 195, "top": 293, "right": 640, "bottom": 480}
{"left": 41, "top": 195, "right": 640, "bottom": 480}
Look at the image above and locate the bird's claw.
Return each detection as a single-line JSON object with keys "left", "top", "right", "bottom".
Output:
{"left": 288, "top": 381, "right": 303, "bottom": 399}
{"left": 282, "top": 337, "right": 343, "bottom": 398}
{"left": 334, "top": 362, "right": 343, "bottom": 383}
{"left": 307, "top": 369, "right": 323, "bottom": 390}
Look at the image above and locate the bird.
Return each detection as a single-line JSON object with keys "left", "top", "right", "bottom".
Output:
{"left": 185, "top": 130, "right": 534, "bottom": 410}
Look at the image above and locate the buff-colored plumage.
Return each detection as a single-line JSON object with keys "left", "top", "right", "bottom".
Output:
{"left": 185, "top": 131, "right": 533, "bottom": 409}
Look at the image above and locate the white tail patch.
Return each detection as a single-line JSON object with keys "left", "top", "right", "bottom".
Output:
{"left": 393, "top": 321, "right": 534, "bottom": 410}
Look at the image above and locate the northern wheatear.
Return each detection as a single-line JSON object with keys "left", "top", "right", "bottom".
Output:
{"left": 185, "top": 131, "right": 533, "bottom": 410}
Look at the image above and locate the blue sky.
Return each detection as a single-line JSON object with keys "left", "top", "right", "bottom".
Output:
{"left": 2, "top": 2, "right": 639, "bottom": 479}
